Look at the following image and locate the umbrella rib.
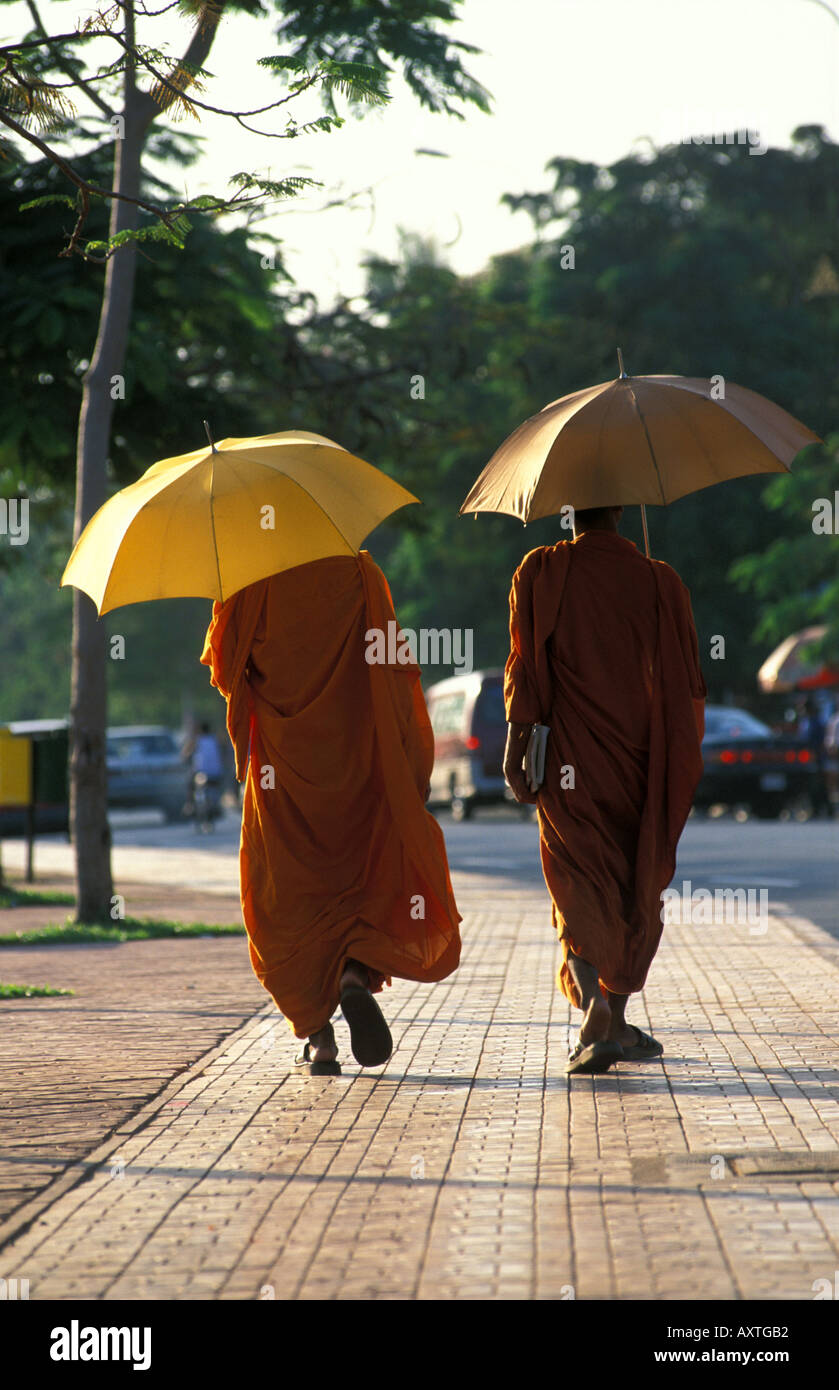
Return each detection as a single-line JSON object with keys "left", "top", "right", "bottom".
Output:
{"left": 208, "top": 452, "right": 224, "bottom": 602}
{"left": 592, "top": 380, "right": 621, "bottom": 477}
{"left": 626, "top": 381, "right": 667, "bottom": 505}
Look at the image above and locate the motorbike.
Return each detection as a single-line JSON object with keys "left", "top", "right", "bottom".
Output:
{"left": 190, "top": 771, "right": 223, "bottom": 832}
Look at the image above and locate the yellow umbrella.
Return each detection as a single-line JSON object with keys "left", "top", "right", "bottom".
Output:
{"left": 460, "top": 350, "right": 821, "bottom": 554}
{"left": 61, "top": 429, "right": 418, "bottom": 615}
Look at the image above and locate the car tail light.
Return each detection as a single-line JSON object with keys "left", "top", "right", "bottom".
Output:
{"left": 465, "top": 735, "right": 481, "bottom": 751}
{"left": 798, "top": 748, "right": 811, "bottom": 763}
{"left": 741, "top": 750, "right": 753, "bottom": 763}
{"left": 784, "top": 750, "right": 796, "bottom": 763}
{"left": 719, "top": 749, "right": 738, "bottom": 764}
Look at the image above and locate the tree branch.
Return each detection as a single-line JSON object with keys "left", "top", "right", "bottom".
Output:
{"left": 18, "top": 58, "right": 130, "bottom": 95}
{"left": 133, "top": 0, "right": 226, "bottom": 130}
{"left": 24, "top": 0, "right": 115, "bottom": 119}
{"left": 0, "top": 1, "right": 367, "bottom": 257}
{"left": 134, "top": 0, "right": 183, "bottom": 15}
{"left": 0, "top": 107, "right": 197, "bottom": 248}
{"left": 105, "top": 27, "right": 324, "bottom": 123}
{"left": 0, "top": 32, "right": 101, "bottom": 56}
{"left": 0, "top": 108, "right": 148, "bottom": 209}
{"left": 0, "top": 103, "right": 299, "bottom": 259}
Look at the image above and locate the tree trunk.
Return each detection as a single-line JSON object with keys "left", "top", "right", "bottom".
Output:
{"left": 70, "top": 63, "right": 144, "bottom": 922}
{"left": 69, "top": 2, "right": 222, "bottom": 921}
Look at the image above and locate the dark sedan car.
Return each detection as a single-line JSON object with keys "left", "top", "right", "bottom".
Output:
{"left": 106, "top": 725, "right": 191, "bottom": 821}
{"left": 696, "top": 705, "right": 817, "bottom": 819}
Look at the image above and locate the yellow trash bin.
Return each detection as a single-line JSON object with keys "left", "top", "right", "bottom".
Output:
{"left": 0, "top": 727, "right": 32, "bottom": 808}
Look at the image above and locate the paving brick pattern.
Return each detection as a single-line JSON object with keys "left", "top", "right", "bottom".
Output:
{"left": 2, "top": 873, "right": 839, "bottom": 1300}
{"left": 0, "top": 880, "right": 261, "bottom": 1227}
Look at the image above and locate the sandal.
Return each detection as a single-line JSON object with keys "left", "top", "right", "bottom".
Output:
{"left": 294, "top": 1042, "right": 342, "bottom": 1076}
{"left": 620, "top": 1025, "right": 663, "bottom": 1061}
{"left": 340, "top": 977, "right": 392, "bottom": 1068}
{"left": 566, "top": 1039, "right": 623, "bottom": 1075}
{"left": 294, "top": 1023, "right": 341, "bottom": 1076}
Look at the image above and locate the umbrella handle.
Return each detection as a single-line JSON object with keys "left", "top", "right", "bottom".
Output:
{"left": 640, "top": 503, "right": 651, "bottom": 558}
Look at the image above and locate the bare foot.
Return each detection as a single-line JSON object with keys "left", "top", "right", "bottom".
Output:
{"left": 579, "top": 995, "right": 611, "bottom": 1046}
{"left": 340, "top": 960, "right": 369, "bottom": 993}
{"left": 608, "top": 1020, "right": 646, "bottom": 1048}
{"left": 308, "top": 1022, "right": 338, "bottom": 1063}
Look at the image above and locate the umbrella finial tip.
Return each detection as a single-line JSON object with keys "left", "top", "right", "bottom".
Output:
{"left": 617, "top": 347, "right": 628, "bottom": 378}
{"left": 203, "top": 419, "right": 217, "bottom": 453}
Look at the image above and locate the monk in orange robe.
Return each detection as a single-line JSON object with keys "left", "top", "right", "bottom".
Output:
{"left": 200, "top": 551, "right": 461, "bottom": 1074}
{"left": 503, "top": 506, "right": 706, "bottom": 1075}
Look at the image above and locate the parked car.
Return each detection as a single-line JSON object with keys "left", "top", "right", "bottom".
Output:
{"left": 696, "top": 704, "right": 817, "bottom": 818}
{"left": 106, "top": 725, "right": 190, "bottom": 821}
{"left": 426, "top": 670, "right": 508, "bottom": 820}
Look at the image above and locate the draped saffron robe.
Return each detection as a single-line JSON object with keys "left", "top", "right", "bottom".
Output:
{"left": 504, "top": 531, "right": 706, "bottom": 1007}
{"left": 200, "top": 551, "right": 461, "bottom": 1037}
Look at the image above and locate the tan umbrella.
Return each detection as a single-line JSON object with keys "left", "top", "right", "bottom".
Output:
{"left": 758, "top": 626, "right": 839, "bottom": 692}
{"left": 460, "top": 350, "right": 820, "bottom": 554}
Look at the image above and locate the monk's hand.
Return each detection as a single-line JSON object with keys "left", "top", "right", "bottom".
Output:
{"left": 504, "top": 723, "right": 539, "bottom": 805}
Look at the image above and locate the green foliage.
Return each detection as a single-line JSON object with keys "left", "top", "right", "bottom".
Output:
{"left": 275, "top": 1, "right": 491, "bottom": 117}
{"left": 85, "top": 218, "right": 193, "bottom": 256}
{"left": 256, "top": 55, "right": 312, "bottom": 75}
{"left": 227, "top": 172, "right": 321, "bottom": 196}
{"left": 18, "top": 193, "right": 78, "bottom": 212}
{"left": 0, "top": 517, "right": 75, "bottom": 720}
{"left": 0, "top": 918, "right": 245, "bottom": 945}
{"left": 0, "top": 66, "right": 76, "bottom": 133}
{"left": 291, "top": 115, "right": 343, "bottom": 136}
{"left": 351, "top": 130, "right": 839, "bottom": 704}
{"left": 0, "top": 982, "right": 74, "bottom": 997}
{"left": 0, "top": 886, "right": 76, "bottom": 907}
{"left": 0, "top": 144, "right": 296, "bottom": 491}
{"left": 731, "top": 438, "right": 839, "bottom": 663}
{"left": 0, "top": 145, "right": 329, "bottom": 724}
{"left": 259, "top": 55, "right": 389, "bottom": 106}
{"left": 4, "top": 66, "right": 837, "bottom": 720}
{"left": 2, "top": 3, "right": 486, "bottom": 258}
{"left": 318, "top": 58, "right": 390, "bottom": 104}
{"left": 0, "top": 148, "right": 110, "bottom": 487}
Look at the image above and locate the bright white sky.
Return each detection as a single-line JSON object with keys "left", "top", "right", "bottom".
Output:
{"left": 5, "top": 0, "right": 839, "bottom": 301}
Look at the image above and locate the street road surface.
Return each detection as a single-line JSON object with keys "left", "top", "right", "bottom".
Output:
{"left": 4, "top": 806, "right": 837, "bottom": 939}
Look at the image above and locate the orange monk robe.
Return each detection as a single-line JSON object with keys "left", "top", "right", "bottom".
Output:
{"left": 504, "top": 531, "right": 706, "bottom": 1008}
{"left": 200, "top": 551, "right": 461, "bottom": 1038}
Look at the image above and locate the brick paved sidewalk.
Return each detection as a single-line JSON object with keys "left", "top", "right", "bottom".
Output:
{"left": 2, "top": 871, "right": 839, "bottom": 1300}
{"left": 0, "top": 877, "right": 262, "bottom": 1227}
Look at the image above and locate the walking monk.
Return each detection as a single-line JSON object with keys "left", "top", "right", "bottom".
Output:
{"left": 201, "top": 551, "right": 461, "bottom": 1075}
{"left": 503, "top": 506, "right": 706, "bottom": 1075}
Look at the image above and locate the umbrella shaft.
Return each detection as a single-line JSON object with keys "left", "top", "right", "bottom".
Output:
{"left": 641, "top": 503, "right": 651, "bottom": 558}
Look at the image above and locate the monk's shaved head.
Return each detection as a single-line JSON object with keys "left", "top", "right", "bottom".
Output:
{"left": 573, "top": 505, "right": 624, "bottom": 535}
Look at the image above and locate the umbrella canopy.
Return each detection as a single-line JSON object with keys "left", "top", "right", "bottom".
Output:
{"left": 61, "top": 430, "right": 418, "bottom": 615}
{"left": 460, "top": 360, "right": 821, "bottom": 525}
{"left": 757, "top": 626, "right": 839, "bottom": 693}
